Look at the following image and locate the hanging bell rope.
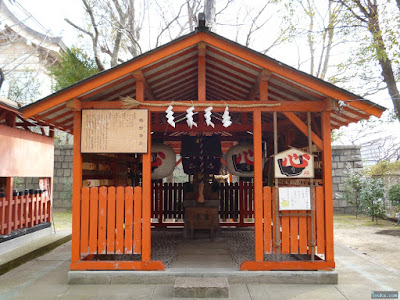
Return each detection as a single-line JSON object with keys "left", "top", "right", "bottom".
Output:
{"left": 121, "top": 96, "right": 281, "bottom": 109}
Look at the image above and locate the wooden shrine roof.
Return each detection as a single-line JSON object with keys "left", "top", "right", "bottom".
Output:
{"left": 20, "top": 28, "right": 385, "bottom": 136}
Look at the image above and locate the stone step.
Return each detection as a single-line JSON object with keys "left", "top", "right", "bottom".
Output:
{"left": 174, "top": 276, "right": 229, "bottom": 298}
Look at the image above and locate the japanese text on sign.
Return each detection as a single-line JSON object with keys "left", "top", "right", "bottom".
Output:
{"left": 279, "top": 187, "right": 311, "bottom": 210}
{"left": 81, "top": 109, "right": 148, "bottom": 153}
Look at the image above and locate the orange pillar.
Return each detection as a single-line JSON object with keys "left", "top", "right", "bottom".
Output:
{"left": 137, "top": 79, "right": 152, "bottom": 261}
{"left": 253, "top": 110, "right": 263, "bottom": 261}
{"left": 322, "top": 111, "right": 334, "bottom": 263}
{"left": 71, "top": 110, "right": 83, "bottom": 263}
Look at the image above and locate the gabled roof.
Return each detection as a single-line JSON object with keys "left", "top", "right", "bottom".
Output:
{"left": 20, "top": 28, "right": 385, "bottom": 134}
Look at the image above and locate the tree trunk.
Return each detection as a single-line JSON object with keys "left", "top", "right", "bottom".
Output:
{"left": 369, "top": 15, "right": 400, "bottom": 121}
{"left": 354, "top": 1, "right": 400, "bottom": 121}
{"left": 204, "top": 0, "right": 216, "bottom": 31}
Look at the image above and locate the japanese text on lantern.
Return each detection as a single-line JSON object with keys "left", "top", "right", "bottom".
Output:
{"left": 81, "top": 109, "right": 148, "bottom": 153}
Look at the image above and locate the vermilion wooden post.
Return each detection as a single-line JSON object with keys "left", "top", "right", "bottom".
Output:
{"left": 0, "top": 192, "right": 5, "bottom": 234}
{"left": 322, "top": 111, "right": 334, "bottom": 263}
{"left": 5, "top": 177, "right": 13, "bottom": 234}
{"left": 263, "top": 186, "right": 271, "bottom": 253}
{"left": 253, "top": 110, "right": 263, "bottom": 261}
{"left": 98, "top": 187, "right": 107, "bottom": 254}
{"left": 107, "top": 187, "right": 116, "bottom": 254}
{"left": 138, "top": 78, "right": 152, "bottom": 261}
{"left": 80, "top": 188, "right": 90, "bottom": 256}
{"left": 115, "top": 187, "right": 125, "bottom": 254}
{"left": 124, "top": 186, "right": 133, "bottom": 254}
{"left": 198, "top": 43, "right": 206, "bottom": 102}
{"left": 71, "top": 110, "right": 83, "bottom": 263}
{"left": 89, "top": 187, "right": 99, "bottom": 254}
{"left": 133, "top": 186, "right": 142, "bottom": 254}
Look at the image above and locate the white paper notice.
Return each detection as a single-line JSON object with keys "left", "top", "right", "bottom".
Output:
{"left": 279, "top": 187, "right": 311, "bottom": 210}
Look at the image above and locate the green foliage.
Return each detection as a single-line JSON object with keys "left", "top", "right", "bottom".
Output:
{"left": 343, "top": 169, "right": 363, "bottom": 217}
{"left": 358, "top": 176, "right": 386, "bottom": 223}
{"left": 388, "top": 184, "right": 400, "bottom": 210}
{"left": 343, "top": 168, "right": 386, "bottom": 223}
{"left": 366, "top": 160, "right": 400, "bottom": 176}
{"left": 331, "top": 129, "right": 343, "bottom": 142}
{"left": 50, "top": 47, "right": 98, "bottom": 92}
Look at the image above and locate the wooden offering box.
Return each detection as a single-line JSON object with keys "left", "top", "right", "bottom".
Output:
{"left": 185, "top": 206, "right": 219, "bottom": 241}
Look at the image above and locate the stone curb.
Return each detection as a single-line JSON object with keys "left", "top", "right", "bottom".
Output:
{"left": 0, "top": 233, "right": 72, "bottom": 276}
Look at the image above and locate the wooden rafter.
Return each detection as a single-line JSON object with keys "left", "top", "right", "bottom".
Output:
{"left": 248, "top": 69, "right": 271, "bottom": 100}
{"left": 132, "top": 70, "right": 155, "bottom": 100}
{"left": 198, "top": 42, "right": 206, "bottom": 102}
{"left": 283, "top": 112, "right": 323, "bottom": 150}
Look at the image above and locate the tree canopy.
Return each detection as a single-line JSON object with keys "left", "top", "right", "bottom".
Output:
{"left": 49, "top": 47, "right": 98, "bottom": 92}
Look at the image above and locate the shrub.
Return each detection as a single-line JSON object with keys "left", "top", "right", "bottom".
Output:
{"left": 343, "top": 169, "right": 385, "bottom": 223}
{"left": 388, "top": 183, "right": 400, "bottom": 210}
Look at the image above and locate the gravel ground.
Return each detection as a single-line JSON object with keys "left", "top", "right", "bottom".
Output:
{"left": 151, "top": 229, "right": 182, "bottom": 267}
{"left": 221, "top": 229, "right": 254, "bottom": 267}
{"left": 151, "top": 228, "right": 255, "bottom": 268}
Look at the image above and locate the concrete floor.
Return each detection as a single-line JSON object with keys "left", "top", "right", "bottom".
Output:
{"left": 0, "top": 238, "right": 399, "bottom": 299}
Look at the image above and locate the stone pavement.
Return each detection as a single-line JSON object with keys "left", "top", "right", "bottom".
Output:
{"left": 0, "top": 239, "right": 399, "bottom": 299}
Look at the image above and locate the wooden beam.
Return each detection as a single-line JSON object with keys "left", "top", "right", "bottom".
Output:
{"left": 248, "top": 69, "right": 271, "bottom": 100}
{"left": 81, "top": 100, "right": 327, "bottom": 113}
{"left": 322, "top": 111, "right": 334, "bottom": 263}
{"left": 283, "top": 112, "right": 323, "bottom": 150}
{"left": 253, "top": 110, "right": 263, "bottom": 261}
{"left": 71, "top": 111, "right": 82, "bottom": 264}
{"left": 198, "top": 42, "right": 206, "bottom": 102}
{"left": 49, "top": 126, "right": 55, "bottom": 138}
{"left": 66, "top": 98, "right": 81, "bottom": 111}
{"left": 132, "top": 70, "right": 155, "bottom": 100}
{"left": 79, "top": 77, "right": 130, "bottom": 100}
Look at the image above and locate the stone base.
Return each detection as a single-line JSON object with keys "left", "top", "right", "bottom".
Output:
{"left": 68, "top": 269, "right": 338, "bottom": 285}
{"left": 174, "top": 277, "right": 229, "bottom": 298}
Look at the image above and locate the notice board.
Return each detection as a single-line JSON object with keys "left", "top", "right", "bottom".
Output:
{"left": 279, "top": 187, "right": 311, "bottom": 210}
{"left": 81, "top": 109, "right": 148, "bottom": 153}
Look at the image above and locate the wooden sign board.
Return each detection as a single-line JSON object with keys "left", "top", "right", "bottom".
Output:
{"left": 274, "top": 148, "right": 314, "bottom": 178}
{"left": 81, "top": 109, "right": 148, "bottom": 153}
{"left": 279, "top": 187, "right": 311, "bottom": 210}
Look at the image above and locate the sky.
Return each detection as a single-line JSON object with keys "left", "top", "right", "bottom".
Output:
{"left": 13, "top": 0, "right": 83, "bottom": 46}
{"left": 10, "top": 0, "right": 400, "bottom": 154}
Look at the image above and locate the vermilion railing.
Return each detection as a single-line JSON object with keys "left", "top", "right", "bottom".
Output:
{"left": 151, "top": 182, "right": 255, "bottom": 227}
{"left": 0, "top": 189, "right": 51, "bottom": 235}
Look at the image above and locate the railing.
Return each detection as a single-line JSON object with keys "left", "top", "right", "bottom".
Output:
{"left": 151, "top": 182, "right": 255, "bottom": 226}
{"left": 0, "top": 189, "right": 51, "bottom": 235}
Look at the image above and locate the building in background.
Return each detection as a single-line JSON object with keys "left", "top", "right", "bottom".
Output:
{"left": 0, "top": 0, "right": 65, "bottom": 104}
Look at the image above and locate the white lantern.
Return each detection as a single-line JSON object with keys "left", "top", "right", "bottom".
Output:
{"left": 150, "top": 144, "right": 176, "bottom": 180}
{"left": 226, "top": 143, "right": 264, "bottom": 177}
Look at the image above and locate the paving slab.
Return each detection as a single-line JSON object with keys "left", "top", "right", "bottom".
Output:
{"left": 0, "top": 235, "right": 400, "bottom": 299}
{"left": 0, "top": 228, "right": 71, "bottom": 276}
{"left": 174, "top": 277, "right": 229, "bottom": 298}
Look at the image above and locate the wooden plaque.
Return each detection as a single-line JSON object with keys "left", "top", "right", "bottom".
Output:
{"left": 81, "top": 109, "right": 148, "bottom": 153}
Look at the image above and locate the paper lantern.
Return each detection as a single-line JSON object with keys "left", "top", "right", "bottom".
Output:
{"left": 226, "top": 143, "right": 264, "bottom": 177}
{"left": 151, "top": 144, "right": 176, "bottom": 180}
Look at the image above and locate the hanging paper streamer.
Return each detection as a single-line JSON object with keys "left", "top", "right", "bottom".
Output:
{"left": 222, "top": 107, "right": 232, "bottom": 128}
{"left": 186, "top": 106, "right": 197, "bottom": 128}
{"left": 204, "top": 106, "right": 215, "bottom": 128}
{"left": 165, "top": 105, "right": 175, "bottom": 127}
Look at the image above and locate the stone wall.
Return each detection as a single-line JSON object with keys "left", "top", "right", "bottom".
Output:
{"left": 52, "top": 145, "right": 73, "bottom": 209}
{"left": 49, "top": 145, "right": 363, "bottom": 212}
{"left": 331, "top": 145, "right": 363, "bottom": 213}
